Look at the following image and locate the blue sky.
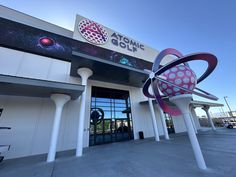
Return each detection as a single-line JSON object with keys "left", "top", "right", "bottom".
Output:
{"left": 1, "top": 0, "right": 235, "bottom": 116}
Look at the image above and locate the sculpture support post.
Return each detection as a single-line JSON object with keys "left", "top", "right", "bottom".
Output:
{"left": 202, "top": 106, "right": 216, "bottom": 131}
{"left": 189, "top": 106, "right": 198, "bottom": 134}
{"left": 148, "top": 98, "right": 160, "bottom": 141}
{"left": 156, "top": 105, "right": 169, "bottom": 140}
{"left": 189, "top": 113, "right": 198, "bottom": 134}
{"left": 170, "top": 94, "right": 207, "bottom": 170}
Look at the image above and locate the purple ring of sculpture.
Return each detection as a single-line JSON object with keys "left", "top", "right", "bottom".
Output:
{"left": 142, "top": 48, "right": 218, "bottom": 116}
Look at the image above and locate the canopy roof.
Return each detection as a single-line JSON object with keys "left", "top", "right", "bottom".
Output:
{"left": 0, "top": 74, "right": 85, "bottom": 100}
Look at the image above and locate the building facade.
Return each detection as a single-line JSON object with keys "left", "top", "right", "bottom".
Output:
{"left": 0, "top": 6, "right": 212, "bottom": 160}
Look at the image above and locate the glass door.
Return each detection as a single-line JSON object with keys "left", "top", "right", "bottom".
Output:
{"left": 89, "top": 86, "right": 134, "bottom": 146}
{"left": 164, "top": 113, "right": 175, "bottom": 134}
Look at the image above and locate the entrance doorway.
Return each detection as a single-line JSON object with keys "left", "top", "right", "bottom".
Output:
{"left": 89, "top": 86, "right": 134, "bottom": 146}
{"left": 164, "top": 113, "right": 175, "bottom": 134}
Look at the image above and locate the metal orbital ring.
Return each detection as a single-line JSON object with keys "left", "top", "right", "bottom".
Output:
{"left": 142, "top": 48, "right": 218, "bottom": 116}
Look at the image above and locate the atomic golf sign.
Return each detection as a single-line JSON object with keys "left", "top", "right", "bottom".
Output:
{"left": 78, "top": 18, "right": 145, "bottom": 53}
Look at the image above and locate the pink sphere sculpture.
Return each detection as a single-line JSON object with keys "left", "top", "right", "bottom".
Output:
{"left": 157, "top": 65, "right": 197, "bottom": 97}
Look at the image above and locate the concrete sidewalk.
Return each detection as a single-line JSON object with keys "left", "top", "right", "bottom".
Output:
{"left": 1, "top": 129, "right": 236, "bottom": 177}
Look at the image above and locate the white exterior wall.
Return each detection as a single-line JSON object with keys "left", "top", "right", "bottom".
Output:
{"left": 0, "top": 8, "right": 204, "bottom": 160}
{"left": 172, "top": 108, "right": 201, "bottom": 133}
{"left": 0, "top": 46, "right": 199, "bottom": 160}
{"left": 129, "top": 88, "right": 164, "bottom": 139}
{"left": 0, "top": 95, "right": 81, "bottom": 159}
{"left": 172, "top": 115, "right": 186, "bottom": 133}
{"left": 0, "top": 47, "right": 83, "bottom": 159}
{"left": 0, "top": 46, "right": 168, "bottom": 159}
{"left": 0, "top": 45, "right": 203, "bottom": 160}
{"left": 191, "top": 108, "right": 201, "bottom": 129}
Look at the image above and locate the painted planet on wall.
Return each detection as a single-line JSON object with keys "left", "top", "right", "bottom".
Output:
{"left": 39, "top": 37, "right": 55, "bottom": 47}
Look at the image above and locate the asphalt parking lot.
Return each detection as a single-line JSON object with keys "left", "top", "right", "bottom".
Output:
{"left": 1, "top": 128, "right": 236, "bottom": 177}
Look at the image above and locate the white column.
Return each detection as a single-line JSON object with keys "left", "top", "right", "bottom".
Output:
{"left": 47, "top": 94, "right": 71, "bottom": 162}
{"left": 170, "top": 94, "right": 206, "bottom": 170}
{"left": 76, "top": 68, "right": 93, "bottom": 157}
{"left": 189, "top": 106, "right": 198, "bottom": 134}
{"left": 202, "top": 106, "right": 216, "bottom": 131}
{"left": 148, "top": 98, "right": 160, "bottom": 141}
{"left": 156, "top": 105, "right": 169, "bottom": 140}
{"left": 189, "top": 113, "right": 198, "bottom": 134}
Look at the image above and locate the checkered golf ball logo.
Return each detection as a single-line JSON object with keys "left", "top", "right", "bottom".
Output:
{"left": 78, "top": 19, "right": 109, "bottom": 45}
{"left": 158, "top": 65, "right": 197, "bottom": 97}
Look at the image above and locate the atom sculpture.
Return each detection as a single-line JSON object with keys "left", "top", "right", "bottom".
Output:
{"left": 142, "top": 48, "right": 218, "bottom": 116}
{"left": 142, "top": 48, "right": 218, "bottom": 170}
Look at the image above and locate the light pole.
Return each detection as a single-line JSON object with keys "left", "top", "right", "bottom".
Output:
{"left": 220, "top": 107, "right": 227, "bottom": 117}
{"left": 223, "top": 96, "right": 233, "bottom": 118}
